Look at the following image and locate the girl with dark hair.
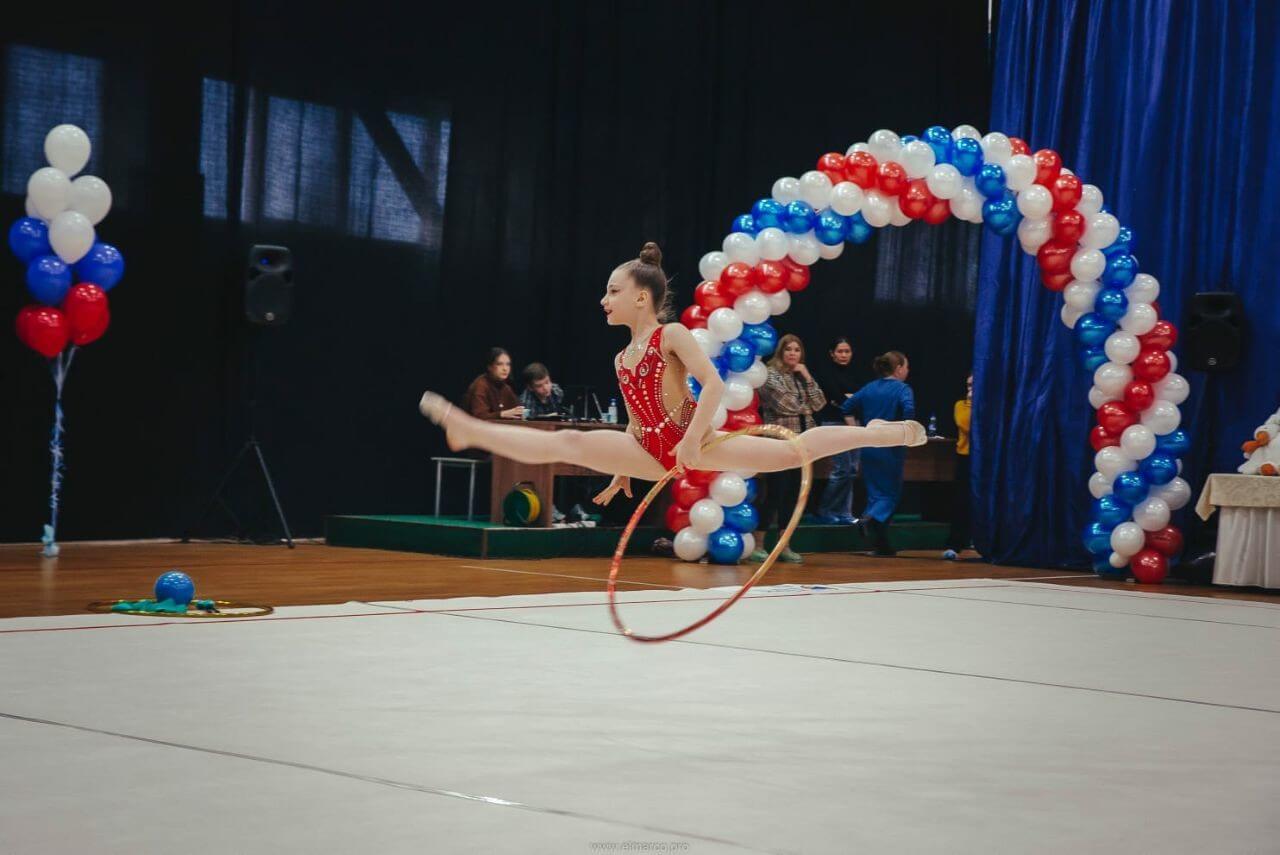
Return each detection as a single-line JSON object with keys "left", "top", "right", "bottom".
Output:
{"left": 462, "top": 347, "right": 524, "bottom": 420}
{"left": 814, "top": 336, "right": 861, "bottom": 525}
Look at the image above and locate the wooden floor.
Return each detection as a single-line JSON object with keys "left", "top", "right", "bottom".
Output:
{"left": 0, "top": 540, "right": 1275, "bottom": 619}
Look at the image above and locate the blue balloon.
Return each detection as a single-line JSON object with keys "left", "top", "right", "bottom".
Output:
{"left": 155, "top": 570, "right": 195, "bottom": 605}
{"left": 1139, "top": 453, "right": 1178, "bottom": 486}
{"left": 687, "top": 376, "right": 702, "bottom": 399}
{"left": 1101, "top": 253, "right": 1139, "bottom": 288}
{"left": 722, "top": 338, "right": 756, "bottom": 373}
{"left": 26, "top": 255, "right": 72, "bottom": 306}
{"left": 1156, "top": 428, "right": 1191, "bottom": 456}
{"left": 9, "top": 217, "right": 51, "bottom": 263}
{"left": 845, "top": 211, "right": 873, "bottom": 244}
{"left": 1095, "top": 287, "right": 1129, "bottom": 322}
{"left": 1083, "top": 521, "right": 1114, "bottom": 555}
{"left": 741, "top": 322, "right": 778, "bottom": 358}
{"left": 1112, "top": 471, "right": 1150, "bottom": 505}
{"left": 975, "top": 163, "right": 1007, "bottom": 198}
{"left": 814, "top": 208, "right": 849, "bottom": 245}
{"left": 1080, "top": 345, "right": 1108, "bottom": 372}
{"left": 1101, "top": 227, "right": 1134, "bottom": 258}
{"left": 712, "top": 356, "right": 731, "bottom": 378}
{"left": 722, "top": 501, "right": 759, "bottom": 534}
{"left": 1075, "top": 312, "right": 1115, "bottom": 347}
{"left": 707, "top": 527, "right": 745, "bottom": 565}
{"left": 1093, "top": 559, "right": 1127, "bottom": 578}
{"left": 922, "top": 125, "right": 953, "bottom": 163}
{"left": 1092, "top": 495, "right": 1132, "bottom": 528}
{"left": 732, "top": 214, "right": 758, "bottom": 236}
{"left": 751, "top": 198, "right": 786, "bottom": 230}
{"left": 743, "top": 477, "right": 759, "bottom": 504}
{"left": 75, "top": 242, "right": 126, "bottom": 291}
{"left": 782, "top": 200, "right": 817, "bottom": 234}
{"left": 951, "top": 137, "right": 984, "bottom": 176}
{"left": 901, "top": 134, "right": 919, "bottom": 145}
{"left": 982, "top": 191, "right": 1020, "bottom": 236}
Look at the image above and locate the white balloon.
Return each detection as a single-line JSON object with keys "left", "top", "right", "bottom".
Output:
{"left": 1089, "top": 471, "right": 1114, "bottom": 499}
{"left": 723, "top": 231, "right": 759, "bottom": 266}
{"left": 1080, "top": 212, "right": 1120, "bottom": 249}
{"left": 1094, "top": 361, "right": 1132, "bottom": 397}
{"left": 829, "top": 182, "right": 865, "bottom": 216}
{"left": 1119, "top": 302, "right": 1158, "bottom": 335}
{"left": 722, "top": 378, "right": 754, "bottom": 411}
{"left": 1127, "top": 273, "right": 1160, "bottom": 304}
{"left": 1110, "top": 522, "right": 1147, "bottom": 557}
{"left": 743, "top": 358, "right": 768, "bottom": 388}
{"left": 1141, "top": 400, "right": 1181, "bottom": 435}
{"left": 926, "top": 164, "right": 963, "bottom": 200}
{"left": 845, "top": 142, "right": 870, "bottom": 156}
{"left": 1120, "top": 424, "right": 1157, "bottom": 460}
{"left": 1005, "top": 154, "right": 1036, "bottom": 191}
{"left": 25, "top": 196, "right": 40, "bottom": 219}
{"left": 1061, "top": 167, "right": 1075, "bottom": 176}
{"left": 772, "top": 176, "right": 801, "bottom": 205}
{"left": 698, "top": 251, "right": 728, "bottom": 282}
{"left": 44, "top": 124, "right": 91, "bottom": 176}
{"left": 1064, "top": 279, "right": 1101, "bottom": 311}
{"left": 817, "top": 240, "right": 845, "bottom": 260}
{"left": 1104, "top": 331, "right": 1141, "bottom": 365}
{"left": 1153, "top": 372, "right": 1189, "bottom": 405}
{"left": 689, "top": 499, "right": 726, "bottom": 535}
{"left": 710, "top": 404, "right": 728, "bottom": 430}
{"left": 1017, "top": 217, "right": 1053, "bottom": 253}
{"left": 786, "top": 232, "right": 821, "bottom": 265}
{"left": 799, "top": 170, "right": 834, "bottom": 210}
{"left": 1077, "top": 184, "right": 1104, "bottom": 216}
{"left": 951, "top": 124, "right": 981, "bottom": 140}
{"left": 68, "top": 175, "right": 112, "bottom": 225}
{"left": 27, "top": 167, "right": 71, "bottom": 220}
{"left": 951, "top": 183, "right": 983, "bottom": 222}
{"left": 1089, "top": 385, "right": 1117, "bottom": 409}
{"left": 709, "top": 473, "right": 748, "bottom": 507}
{"left": 691, "top": 327, "right": 723, "bottom": 358}
{"left": 1061, "top": 305, "right": 1084, "bottom": 329}
{"left": 979, "top": 132, "right": 1013, "bottom": 167}
{"left": 755, "top": 227, "right": 789, "bottom": 261}
{"left": 1109, "top": 551, "right": 1130, "bottom": 569}
{"left": 1096, "top": 446, "right": 1137, "bottom": 480}
{"left": 888, "top": 197, "right": 911, "bottom": 227}
{"left": 901, "top": 140, "right": 937, "bottom": 179}
{"left": 707, "top": 308, "right": 743, "bottom": 342}
{"left": 673, "top": 527, "right": 709, "bottom": 561}
{"left": 868, "top": 129, "right": 902, "bottom": 163}
{"left": 1133, "top": 497, "right": 1171, "bottom": 532}
{"left": 861, "top": 191, "right": 893, "bottom": 227}
{"left": 1152, "top": 477, "right": 1191, "bottom": 511}
{"left": 739, "top": 532, "right": 756, "bottom": 559}
{"left": 1167, "top": 350, "right": 1179, "bottom": 374}
{"left": 1016, "top": 184, "right": 1053, "bottom": 219}
{"left": 1070, "top": 249, "right": 1106, "bottom": 282}
{"left": 48, "top": 210, "right": 95, "bottom": 264}
{"left": 734, "top": 290, "right": 771, "bottom": 325}
{"left": 767, "top": 289, "right": 791, "bottom": 315}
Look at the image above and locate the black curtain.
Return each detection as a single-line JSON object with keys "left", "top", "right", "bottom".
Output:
{"left": 0, "top": 1, "right": 990, "bottom": 541}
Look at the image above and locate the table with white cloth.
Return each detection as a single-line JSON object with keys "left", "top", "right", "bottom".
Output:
{"left": 1195, "top": 473, "right": 1280, "bottom": 588}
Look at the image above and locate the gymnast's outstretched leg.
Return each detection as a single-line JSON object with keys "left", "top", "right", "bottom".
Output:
{"left": 697, "top": 419, "right": 926, "bottom": 474}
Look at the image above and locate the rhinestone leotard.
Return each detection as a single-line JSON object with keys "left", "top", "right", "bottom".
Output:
{"left": 615, "top": 326, "right": 697, "bottom": 470}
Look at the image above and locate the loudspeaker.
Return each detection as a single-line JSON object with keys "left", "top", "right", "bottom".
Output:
{"left": 246, "top": 245, "right": 293, "bottom": 325}
{"left": 1183, "top": 291, "right": 1244, "bottom": 372}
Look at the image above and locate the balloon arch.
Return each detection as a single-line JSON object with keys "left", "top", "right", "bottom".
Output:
{"left": 666, "top": 124, "right": 1190, "bottom": 583}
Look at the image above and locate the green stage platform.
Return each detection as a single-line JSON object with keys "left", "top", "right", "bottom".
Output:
{"left": 325, "top": 514, "right": 948, "bottom": 559}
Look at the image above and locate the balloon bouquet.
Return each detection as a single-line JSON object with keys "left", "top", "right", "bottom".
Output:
{"left": 9, "top": 125, "right": 125, "bottom": 557}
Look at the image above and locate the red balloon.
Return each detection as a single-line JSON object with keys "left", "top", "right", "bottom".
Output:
{"left": 719, "top": 262, "right": 754, "bottom": 298}
{"left": 672, "top": 476, "right": 708, "bottom": 508}
{"left": 1139, "top": 320, "right": 1178, "bottom": 352}
{"left": 1036, "top": 240, "right": 1075, "bottom": 273}
{"left": 899, "top": 179, "right": 937, "bottom": 219}
{"left": 876, "top": 161, "right": 908, "bottom": 196}
{"left": 1052, "top": 210, "right": 1086, "bottom": 244}
{"left": 694, "top": 279, "right": 732, "bottom": 311}
{"left": 1123, "top": 380, "right": 1155, "bottom": 412}
{"left": 1008, "top": 136, "right": 1030, "bottom": 156}
{"left": 1131, "top": 348, "right": 1172, "bottom": 382}
{"left": 681, "top": 304, "right": 709, "bottom": 329}
{"left": 844, "top": 151, "right": 878, "bottom": 189}
{"left": 723, "top": 408, "right": 762, "bottom": 431}
{"left": 780, "top": 258, "right": 810, "bottom": 292}
{"left": 23, "top": 307, "right": 69, "bottom": 358}
{"left": 1130, "top": 549, "right": 1169, "bottom": 584}
{"left": 14, "top": 305, "right": 39, "bottom": 348}
{"left": 1097, "top": 401, "right": 1138, "bottom": 435}
{"left": 685, "top": 468, "right": 717, "bottom": 486}
{"left": 754, "top": 260, "right": 787, "bottom": 294}
{"left": 1145, "top": 525, "right": 1184, "bottom": 558}
{"left": 664, "top": 503, "right": 691, "bottom": 533}
{"left": 817, "top": 152, "right": 847, "bottom": 184}
{"left": 1050, "top": 173, "right": 1083, "bottom": 212}
{"left": 1041, "top": 270, "right": 1073, "bottom": 291}
{"left": 922, "top": 197, "right": 951, "bottom": 225}
{"left": 1033, "top": 149, "right": 1063, "bottom": 186}
{"left": 1090, "top": 424, "right": 1121, "bottom": 451}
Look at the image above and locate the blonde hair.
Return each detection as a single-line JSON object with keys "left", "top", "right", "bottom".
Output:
{"left": 767, "top": 333, "right": 806, "bottom": 372}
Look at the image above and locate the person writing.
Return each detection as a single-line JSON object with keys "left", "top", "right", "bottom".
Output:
{"left": 520, "top": 362, "right": 566, "bottom": 419}
{"left": 463, "top": 347, "right": 524, "bottom": 420}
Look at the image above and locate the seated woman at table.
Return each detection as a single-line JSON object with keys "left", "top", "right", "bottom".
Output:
{"left": 842, "top": 351, "right": 915, "bottom": 557}
{"left": 463, "top": 347, "right": 524, "bottom": 420}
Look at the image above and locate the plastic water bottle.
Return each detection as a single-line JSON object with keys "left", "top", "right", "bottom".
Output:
{"left": 607, "top": 398, "right": 618, "bottom": 424}
{"left": 927, "top": 413, "right": 938, "bottom": 437}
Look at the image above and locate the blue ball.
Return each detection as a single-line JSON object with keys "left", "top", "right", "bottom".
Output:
{"left": 1101, "top": 253, "right": 1139, "bottom": 288}
{"left": 782, "top": 200, "right": 817, "bottom": 234}
{"left": 845, "top": 211, "right": 873, "bottom": 244}
{"left": 951, "top": 137, "right": 984, "bottom": 176}
{"left": 1092, "top": 495, "right": 1132, "bottom": 528}
{"left": 1083, "top": 521, "right": 1114, "bottom": 555}
{"left": 9, "top": 217, "right": 51, "bottom": 263}
{"left": 707, "top": 527, "right": 745, "bottom": 565}
{"left": 814, "top": 208, "right": 849, "bottom": 245}
{"left": 26, "top": 255, "right": 72, "bottom": 306}
{"left": 155, "top": 570, "right": 195, "bottom": 605}
{"left": 74, "top": 242, "right": 125, "bottom": 291}
{"left": 731, "top": 214, "right": 758, "bottom": 236}
{"left": 1075, "top": 312, "right": 1115, "bottom": 348}
{"left": 922, "top": 125, "right": 953, "bottom": 163}
{"left": 751, "top": 198, "right": 786, "bottom": 231}
{"left": 1112, "top": 471, "right": 1150, "bottom": 505}
{"left": 1156, "top": 428, "right": 1191, "bottom": 456}
{"left": 1101, "top": 226, "right": 1134, "bottom": 258}
{"left": 741, "top": 322, "right": 778, "bottom": 358}
{"left": 1095, "top": 287, "right": 1129, "bottom": 322}
{"left": 975, "top": 163, "right": 1007, "bottom": 198}
{"left": 722, "top": 338, "right": 756, "bottom": 373}
{"left": 1140, "top": 453, "right": 1178, "bottom": 486}
{"left": 743, "top": 477, "right": 759, "bottom": 504}
{"left": 722, "top": 501, "right": 759, "bottom": 534}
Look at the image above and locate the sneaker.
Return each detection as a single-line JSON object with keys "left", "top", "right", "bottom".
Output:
{"left": 942, "top": 549, "right": 958, "bottom": 561}
{"left": 779, "top": 548, "right": 803, "bottom": 564}
{"left": 837, "top": 515, "right": 860, "bottom": 526}
{"left": 747, "top": 548, "right": 769, "bottom": 563}
{"left": 816, "top": 514, "right": 843, "bottom": 525}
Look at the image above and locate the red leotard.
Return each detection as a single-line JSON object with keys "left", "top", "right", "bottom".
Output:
{"left": 616, "top": 326, "right": 697, "bottom": 470}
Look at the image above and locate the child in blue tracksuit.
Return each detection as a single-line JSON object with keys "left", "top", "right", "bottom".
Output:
{"left": 842, "top": 351, "right": 915, "bottom": 555}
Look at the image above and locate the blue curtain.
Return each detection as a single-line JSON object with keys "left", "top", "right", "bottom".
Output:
{"left": 973, "top": 0, "right": 1280, "bottom": 566}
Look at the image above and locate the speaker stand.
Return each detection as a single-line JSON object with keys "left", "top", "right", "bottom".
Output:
{"left": 182, "top": 434, "right": 294, "bottom": 548}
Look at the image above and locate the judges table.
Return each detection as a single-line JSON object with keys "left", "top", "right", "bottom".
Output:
{"left": 1195, "top": 473, "right": 1280, "bottom": 588}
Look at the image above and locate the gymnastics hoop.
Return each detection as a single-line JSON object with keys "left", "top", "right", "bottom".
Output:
{"left": 86, "top": 599, "right": 275, "bottom": 618}
{"left": 607, "top": 423, "right": 811, "bottom": 643}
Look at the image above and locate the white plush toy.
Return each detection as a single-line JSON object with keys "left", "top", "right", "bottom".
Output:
{"left": 1239, "top": 405, "right": 1280, "bottom": 476}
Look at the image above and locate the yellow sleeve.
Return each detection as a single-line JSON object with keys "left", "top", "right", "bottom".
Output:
{"left": 954, "top": 400, "right": 970, "bottom": 432}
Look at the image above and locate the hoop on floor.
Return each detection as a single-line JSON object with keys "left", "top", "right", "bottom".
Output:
{"left": 86, "top": 599, "right": 275, "bottom": 618}
{"left": 607, "top": 423, "right": 811, "bottom": 643}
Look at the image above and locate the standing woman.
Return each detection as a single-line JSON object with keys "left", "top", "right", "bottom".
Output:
{"left": 814, "top": 336, "right": 861, "bottom": 525}
{"left": 842, "top": 351, "right": 915, "bottom": 556}
{"left": 751, "top": 333, "right": 826, "bottom": 564}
